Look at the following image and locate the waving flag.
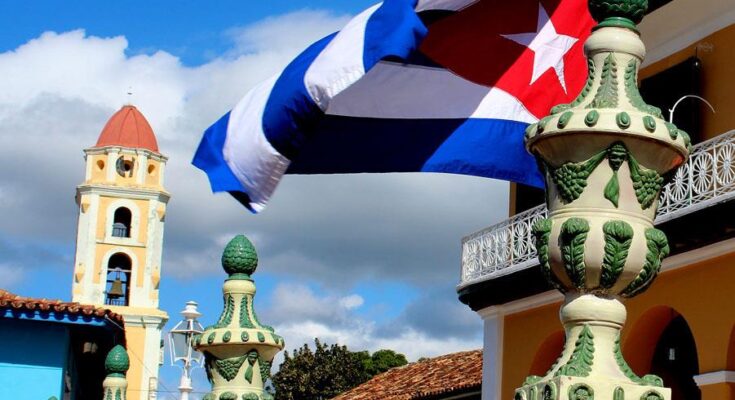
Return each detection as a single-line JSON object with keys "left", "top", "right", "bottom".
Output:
{"left": 193, "top": 0, "right": 594, "bottom": 212}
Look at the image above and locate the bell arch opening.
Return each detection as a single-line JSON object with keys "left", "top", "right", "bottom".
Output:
{"left": 112, "top": 207, "right": 132, "bottom": 238}
{"left": 105, "top": 253, "right": 132, "bottom": 306}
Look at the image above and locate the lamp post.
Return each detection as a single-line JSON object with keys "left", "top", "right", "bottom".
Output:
{"left": 169, "top": 301, "right": 205, "bottom": 400}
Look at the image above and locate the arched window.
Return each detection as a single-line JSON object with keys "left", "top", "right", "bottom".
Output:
{"left": 112, "top": 207, "right": 132, "bottom": 238}
{"left": 105, "top": 253, "right": 132, "bottom": 306}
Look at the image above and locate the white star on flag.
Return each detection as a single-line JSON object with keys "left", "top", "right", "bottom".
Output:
{"left": 501, "top": 3, "right": 578, "bottom": 93}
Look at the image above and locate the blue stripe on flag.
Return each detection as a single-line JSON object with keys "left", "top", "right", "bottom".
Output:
{"left": 261, "top": 34, "right": 336, "bottom": 161}
{"left": 363, "top": 0, "right": 427, "bottom": 69}
{"left": 287, "top": 116, "right": 544, "bottom": 187}
{"left": 192, "top": 112, "right": 245, "bottom": 192}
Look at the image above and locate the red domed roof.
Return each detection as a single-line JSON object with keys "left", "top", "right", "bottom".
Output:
{"left": 95, "top": 105, "right": 159, "bottom": 152}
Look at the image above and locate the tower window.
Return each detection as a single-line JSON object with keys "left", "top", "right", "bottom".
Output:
{"left": 105, "top": 253, "right": 132, "bottom": 306}
{"left": 112, "top": 207, "right": 132, "bottom": 238}
{"left": 116, "top": 156, "right": 135, "bottom": 177}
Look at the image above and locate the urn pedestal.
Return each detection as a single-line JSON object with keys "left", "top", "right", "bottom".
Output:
{"left": 194, "top": 235, "right": 285, "bottom": 400}
{"left": 515, "top": 1, "right": 690, "bottom": 399}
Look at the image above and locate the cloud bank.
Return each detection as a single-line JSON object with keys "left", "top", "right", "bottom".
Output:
{"left": 0, "top": 9, "right": 509, "bottom": 384}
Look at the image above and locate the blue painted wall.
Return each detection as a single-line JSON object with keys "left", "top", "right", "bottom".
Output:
{"left": 0, "top": 319, "right": 69, "bottom": 399}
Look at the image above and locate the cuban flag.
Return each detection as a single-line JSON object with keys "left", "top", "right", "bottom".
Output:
{"left": 193, "top": 0, "right": 594, "bottom": 212}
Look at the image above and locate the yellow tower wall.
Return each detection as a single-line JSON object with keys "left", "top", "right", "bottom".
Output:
{"left": 73, "top": 146, "right": 169, "bottom": 400}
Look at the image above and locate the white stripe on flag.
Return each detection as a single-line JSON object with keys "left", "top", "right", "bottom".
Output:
{"left": 415, "top": 0, "right": 478, "bottom": 12}
{"left": 470, "top": 88, "right": 537, "bottom": 123}
{"left": 327, "top": 62, "right": 537, "bottom": 123}
{"left": 304, "top": 4, "right": 380, "bottom": 111}
{"left": 223, "top": 76, "right": 291, "bottom": 212}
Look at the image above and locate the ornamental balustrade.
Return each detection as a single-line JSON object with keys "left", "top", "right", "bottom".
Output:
{"left": 460, "top": 129, "right": 735, "bottom": 287}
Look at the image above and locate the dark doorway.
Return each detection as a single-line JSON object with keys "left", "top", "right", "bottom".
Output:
{"left": 650, "top": 315, "right": 701, "bottom": 400}
{"left": 640, "top": 57, "right": 703, "bottom": 144}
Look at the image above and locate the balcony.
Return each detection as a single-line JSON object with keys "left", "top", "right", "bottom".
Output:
{"left": 460, "top": 130, "right": 735, "bottom": 289}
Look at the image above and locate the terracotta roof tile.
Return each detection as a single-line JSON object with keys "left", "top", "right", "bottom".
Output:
{"left": 333, "top": 350, "right": 482, "bottom": 400}
{"left": 95, "top": 105, "right": 159, "bottom": 152}
{"left": 0, "top": 289, "right": 124, "bottom": 325}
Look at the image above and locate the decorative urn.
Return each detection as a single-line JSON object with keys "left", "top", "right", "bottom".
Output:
{"left": 517, "top": 0, "right": 690, "bottom": 399}
{"left": 194, "top": 235, "right": 285, "bottom": 400}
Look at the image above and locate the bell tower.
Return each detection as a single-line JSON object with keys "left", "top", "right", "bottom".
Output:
{"left": 72, "top": 104, "right": 169, "bottom": 400}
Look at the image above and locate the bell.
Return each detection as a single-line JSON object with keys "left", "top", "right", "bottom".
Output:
{"left": 108, "top": 277, "right": 124, "bottom": 298}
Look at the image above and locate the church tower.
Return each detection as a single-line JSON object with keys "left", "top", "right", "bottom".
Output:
{"left": 72, "top": 105, "right": 169, "bottom": 400}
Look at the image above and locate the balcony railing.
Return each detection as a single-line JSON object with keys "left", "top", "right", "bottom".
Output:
{"left": 460, "top": 130, "right": 735, "bottom": 288}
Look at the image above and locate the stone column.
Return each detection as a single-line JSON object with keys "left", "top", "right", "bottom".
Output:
{"left": 103, "top": 345, "right": 130, "bottom": 400}
{"left": 194, "top": 235, "right": 285, "bottom": 400}
{"left": 517, "top": 1, "right": 691, "bottom": 399}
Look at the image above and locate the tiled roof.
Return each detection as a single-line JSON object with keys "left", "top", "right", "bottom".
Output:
{"left": 0, "top": 289, "right": 124, "bottom": 325}
{"left": 333, "top": 350, "right": 482, "bottom": 400}
{"left": 95, "top": 105, "right": 159, "bottom": 152}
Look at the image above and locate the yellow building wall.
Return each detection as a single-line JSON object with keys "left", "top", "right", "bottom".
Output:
{"left": 95, "top": 196, "right": 150, "bottom": 244}
{"left": 500, "top": 252, "right": 735, "bottom": 400}
{"left": 123, "top": 325, "right": 147, "bottom": 400}
{"left": 640, "top": 23, "right": 735, "bottom": 141}
{"left": 144, "top": 159, "right": 162, "bottom": 189}
{"left": 90, "top": 154, "right": 107, "bottom": 182}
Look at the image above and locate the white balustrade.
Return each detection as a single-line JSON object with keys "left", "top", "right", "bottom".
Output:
{"left": 460, "top": 130, "right": 735, "bottom": 287}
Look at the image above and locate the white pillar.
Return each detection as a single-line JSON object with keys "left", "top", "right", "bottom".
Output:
{"left": 478, "top": 306, "right": 504, "bottom": 400}
{"left": 178, "top": 375, "right": 192, "bottom": 400}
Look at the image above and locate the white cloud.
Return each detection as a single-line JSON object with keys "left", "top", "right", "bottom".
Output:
{"left": 0, "top": 8, "right": 504, "bottom": 383}
{"left": 266, "top": 283, "right": 481, "bottom": 364}
{"left": 339, "top": 294, "right": 364, "bottom": 310}
{"left": 226, "top": 10, "right": 351, "bottom": 55}
{"left": 0, "top": 11, "right": 512, "bottom": 400}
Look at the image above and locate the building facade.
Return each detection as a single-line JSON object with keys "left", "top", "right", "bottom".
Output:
{"left": 71, "top": 105, "right": 169, "bottom": 400}
{"left": 459, "top": 0, "right": 735, "bottom": 399}
{"left": 0, "top": 290, "right": 125, "bottom": 399}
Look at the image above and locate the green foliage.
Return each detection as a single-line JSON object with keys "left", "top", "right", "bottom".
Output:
{"left": 363, "top": 349, "right": 408, "bottom": 376}
{"left": 589, "top": 0, "right": 648, "bottom": 25}
{"left": 272, "top": 339, "right": 407, "bottom": 400}
{"left": 622, "top": 229, "right": 669, "bottom": 297}
{"left": 600, "top": 220, "right": 634, "bottom": 289}
{"left": 104, "top": 345, "right": 130, "bottom": 376}
{"left": 214, "top": 355, "right": 248, "bottom": 382}
{"left": 221, "top": 234, "right": 258, "bottom": 278}
{"left": 533, "top": 218, "right": 565, "bottom": 292}
{"left": 210, "top": 294, "right": 235, "bottom": 329}
{"left": 624, "top": 59, "right": 663, "bottom": 118}
{"left": 219, "top": 392, "right": 237, "bottom": 400}
{"left": 551, "top": 58, "right": 596, "bottom": 114}
{"left": 588, "top": 53, "right": 619, "bottom": 109}
{"left": 629, "top": 155, "right": 664, "bottom": 210}
{"left": 550, "top": 151, "right": 606, "bottom": 204}
{"left": 556, "top": 325, "right": 595, "bottom": 377}
{"left": 560, "top": 218, "right": 590, "bottom": 289}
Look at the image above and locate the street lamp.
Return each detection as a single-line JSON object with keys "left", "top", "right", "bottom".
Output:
{"left": 169, "top": 301, "right": 204, "bottom": 400}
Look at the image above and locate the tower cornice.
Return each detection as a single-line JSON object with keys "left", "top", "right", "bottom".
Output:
{"left": 76, "top": 184, "right": 171, "bottom": 203}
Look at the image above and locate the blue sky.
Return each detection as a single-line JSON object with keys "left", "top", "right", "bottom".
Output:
{"left": 0, "top": 1, "right": 373, "bottom": 65}
{"left": 0, "top": 2, "right": 509, "bottom": 398}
